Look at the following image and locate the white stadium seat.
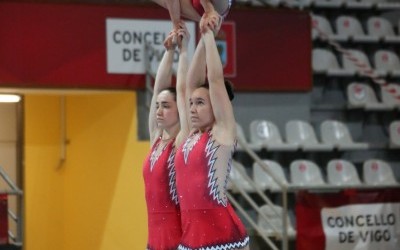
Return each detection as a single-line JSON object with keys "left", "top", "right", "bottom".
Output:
{"left": 374, "top": 50, "right": 400, "bottom": 77}
{"left": 347, "top": 0, "right": 400, "bottom": 11}
{"left": 362, "top": 0, "right": 385, "bottom": 4}
{"left": 286, "top": 120, "right": 332, "bottom": 151}
{"left": 336, "top": 16, "right": 378, "bottom": 42}
{"left": 236, "top": 123, "right": 262, "bottom": 151}
{"left": 342, "top": 49, "right": 373, "bottom": 76}
{"left": 228, "top": 160, "right": 255, "bottom": 193}
{"left": 312, "top": 48, "right": 339, "bottom": 72}
{"left": 315, "top": 49, "right": 373, "bottom": 77}
{"left": 320, "top": 120, "right": 369, "bottom": 150}
{"left": 367, "top": 17, "right": 400, "bottom": 42}
{"left": 327, "top": 159, "right": 362, "bottom": 186}
{"left": 290, "top": 160, "right": 326, "bottom": 187}
{"left": 376, "top": 0, "right": 400, "bottom": 9}
{"left": 285, "top": 0, "right": 314, "bottom": 7}
{"left": 250, "top": 120, "right": 297, "bottom": 151}
{"left": 346, "top": 0, "right": 381, "bottom": 8}
{"left": 381, "top": 83, "right": 400, "bottom": 108}
{"left": 363, "top": 159, "right": 398, "bottom": 185}
{"left": 312, "top": 48, "right": 354, "bottom": 76}
{"left": 258, "top": 204, "right": 296, "bottom": 238}
{"left": 253, "top": 160, "right": 289, "bottom": 191}
{"left": 347, "top": 0, "right": 400, "bottom": 8}
{"left": 254, "top": 0, "right": 281, "bottom": 7}
{"left": 311, "top": 15, "right": 335, "bottom": 40}
{"left": 347, "top": 82, "right": 391, "bottom": 110}
{"left": 389, "top": 120, "right": 400, "bottom": 148}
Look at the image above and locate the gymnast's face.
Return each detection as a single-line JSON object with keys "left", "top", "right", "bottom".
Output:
{"left": 189, "top": 87, "right": 215, "bottom": 132}
{"left": 156, "top": 90, "right": 179, "bottom": 129}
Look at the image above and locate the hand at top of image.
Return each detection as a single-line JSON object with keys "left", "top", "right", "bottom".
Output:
{"left": 199, "top": 10, "right": 222, "bottom": 35}
{"left": 176, "top": 21, "right": 190, "bottom": 51}
{"left": 163, "top": 30, "right": 178, "bottom": 50}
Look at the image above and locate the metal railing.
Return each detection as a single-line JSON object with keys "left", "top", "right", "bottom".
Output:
{"left": 227, "top": 136, "right": 291, "bottom": 250}
{"left": 0, "top": 166, "right": 23, "bottom": 248}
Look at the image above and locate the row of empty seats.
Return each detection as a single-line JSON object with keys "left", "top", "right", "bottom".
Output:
{"left": 229, "top": 159, "right": 400, "bottom": 192}
{"left": 238, "top": 120, "right": 400, "bottom": 151}
{"left": 347, "top": 82, "right": 400, "bottom": 110}
{"left": 237, "top": 120, "right": 370, "bottom": 151}
{"left": 313, "top": 48, "right": 400, "bottom": 77}
{"left": 312, "top": 15, "right": 400, "bottom": 42}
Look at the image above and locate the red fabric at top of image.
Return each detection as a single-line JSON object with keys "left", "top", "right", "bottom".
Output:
{"left": 0, "top": 2, "right": 168, "bottom": 89}
{"left": 0, "top": 2, "right": 311, "bottom": 91}
{"left": 226, "top": 8, "right": 311, "bottom": 91}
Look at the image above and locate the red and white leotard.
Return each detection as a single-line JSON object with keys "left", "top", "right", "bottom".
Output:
{"left": 175, "top": 131, "right": 249, "bottom": 250}
{"left": 143, "top": 138, "right": 182, "bottom": 250}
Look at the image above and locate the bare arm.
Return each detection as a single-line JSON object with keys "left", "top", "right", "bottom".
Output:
{"left": 165, "top": 0, "right": 182, "bottom": 30}
{"left": 202, "top": 29, "right": 236, "bottom": 145}
{"left": 149, "top": 34, "right": 176, "bottom": 145}
{"left": 199, "top": 1, "right": 222, "bottom": 34}
{"left": 186, "top": 37, "right": 206, "bottom": 101}
{"left": 175, "top": 24, "right": 191, "bottom": 147}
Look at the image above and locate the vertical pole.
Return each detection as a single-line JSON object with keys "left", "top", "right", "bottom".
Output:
{"left": 59, "top": 96, "right": 66, "bottom": 168}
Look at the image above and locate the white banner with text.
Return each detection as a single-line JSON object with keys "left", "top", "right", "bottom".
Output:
{"left": 322, "top": 203, "right": 400, "bottom": 250}
{"left": 106, "top": 18, "right": 195, "bottom": 74}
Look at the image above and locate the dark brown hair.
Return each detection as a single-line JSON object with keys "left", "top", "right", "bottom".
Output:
{"left": 160, "top": 87, "right": 177, "bottom": 101}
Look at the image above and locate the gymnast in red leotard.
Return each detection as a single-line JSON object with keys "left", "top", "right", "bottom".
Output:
{"left": 142, "top": 24, "right": 191, "bottom": 250}
{"left": 173, "top": 16, "right": 250, "bottom": 250}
